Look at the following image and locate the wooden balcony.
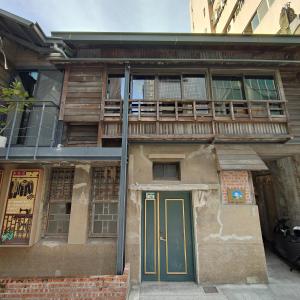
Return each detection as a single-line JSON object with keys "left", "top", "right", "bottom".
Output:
{"left": 102, "top": 98, "right": 290, "bottom": 142}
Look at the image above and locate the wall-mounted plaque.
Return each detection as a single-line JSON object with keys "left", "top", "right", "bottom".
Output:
{"left": 227, "top": 188, "right": 246, "bottom": 204}
{"left": 0, "top": 170, "right": 40, "bottom": 245}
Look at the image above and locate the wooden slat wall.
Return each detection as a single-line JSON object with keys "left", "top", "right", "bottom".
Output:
{"left": 63, "top": 65, "right": 103, "bottom": 122}
{"left": 280, "top": 69, "right": 300, "bottom": 144}
{"left": 215, "top": 145, "right": 268, "bottom": 171}
{"left": 65, "top": 124, "right": 98, "bottom": 147}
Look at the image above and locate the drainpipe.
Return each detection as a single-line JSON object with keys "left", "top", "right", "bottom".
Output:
{"left": 0, "top": 37, "right": 8, "bottom": 70}
{"left": 52, "top": 43, "right": 68, "bottom": 59}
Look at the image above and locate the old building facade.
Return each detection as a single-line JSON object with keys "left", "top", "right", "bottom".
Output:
{"left": 190, "top": 0, "right": 300, "bottom": 34}
{"left": 1, "top": 10, "right": 300, "bottom": 294}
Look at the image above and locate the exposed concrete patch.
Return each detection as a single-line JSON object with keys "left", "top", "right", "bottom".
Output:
{"left": 186, "top": 145, "right": 214, "bottom": 160}
{"left": 73, "top": 182, "right": 87, "bottom": 189}
{"left": 40, "top": 240, "right": 63, "bottom": 247}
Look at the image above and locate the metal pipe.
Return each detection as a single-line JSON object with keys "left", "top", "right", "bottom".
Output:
{"left": 34, "top": 103, "right": 45, "bottom": 159}
{"left": 116, "top": 65, "right": 130, "bottom": 275}
{"left": 6, "top": 102, "right": 19, "bottom": 160}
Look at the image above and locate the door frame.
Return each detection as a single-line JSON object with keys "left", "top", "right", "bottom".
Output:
{"left": 141, "top": 190, "right": 196, "bottom": 282}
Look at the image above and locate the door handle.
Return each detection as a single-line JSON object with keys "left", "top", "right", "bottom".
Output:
{"left": 160, "top": 236, "right": 166, "bottom": 242}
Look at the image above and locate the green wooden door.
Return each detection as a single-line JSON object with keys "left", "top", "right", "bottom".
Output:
{"left": 142, "top": 191, "right": 194, "bottom": 281}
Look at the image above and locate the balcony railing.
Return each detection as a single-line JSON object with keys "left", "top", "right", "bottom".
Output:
{"left": 1, "top": 100, "right": 59, "bottom": 158}
{"left": 102, "top": 98, "right": 289, "bottom": 141}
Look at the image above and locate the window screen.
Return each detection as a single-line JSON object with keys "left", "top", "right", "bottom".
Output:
{"left": 212, "top": 76, "right": 245, "bottom": 100}
{"left": 153, "top": 162, "right": 180, "bottom": 180}
{"left": 244, "top": 76, "right": 278, "bottom": 100}
{"left": 90, "top": 166, "right": 120, "bottom": 237}
{"left": 159, "top": 76, "right": 181, "bottom": 99}
{"left": 182, "top": 75, "right": 207, "bottom": 100}
{"left": 46, "top": 168, "right": 74, "bottom": 235}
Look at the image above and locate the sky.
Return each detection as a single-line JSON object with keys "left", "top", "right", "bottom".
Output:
{"left": 0, "top": 0, "right": 191, "bottom": 35}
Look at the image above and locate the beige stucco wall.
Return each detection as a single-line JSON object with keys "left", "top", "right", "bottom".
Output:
{"left": 191, "top": 0, "right": 300, "bottom": 34}
{"left": 0, "top": 163, "right": 117, "bottom": 277}
{"left": 126, "top": 144, "right": 268, "bottom": 284}
{"left": 190, "top": 0, "right": 212, "bottom": 33}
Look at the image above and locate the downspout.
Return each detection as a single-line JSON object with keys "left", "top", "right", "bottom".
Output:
{"left": 0, "top": 37, "right": 8, "bottom": 70}
{"left": 52, "top": 43, "right": 68, "bottom": 59}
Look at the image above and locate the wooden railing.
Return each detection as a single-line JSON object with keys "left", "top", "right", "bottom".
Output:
{"left": 102, "top": 98, "right": 290, "bottom": 141}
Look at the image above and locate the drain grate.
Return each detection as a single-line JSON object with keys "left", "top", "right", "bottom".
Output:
{"left": 203, "top": 286, "right": 218, "bottom": 294}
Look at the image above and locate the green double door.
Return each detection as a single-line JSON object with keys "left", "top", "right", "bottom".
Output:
{"left": 142, "top": 191, "right": 195, "bottom": 281}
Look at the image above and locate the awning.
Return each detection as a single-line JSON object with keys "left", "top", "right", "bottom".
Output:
{"left": 215, "top": 145, "right": 268, "bottom": 171}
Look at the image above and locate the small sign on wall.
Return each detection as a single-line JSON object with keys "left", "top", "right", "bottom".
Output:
{"left": 0, "top": 170, "right": 41, "bottom": 245}
{"left": 227, "top": 188, "right": 246, "bottom": 204}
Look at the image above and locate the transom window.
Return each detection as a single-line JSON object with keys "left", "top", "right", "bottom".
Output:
{"left": 153, "top": 162, "right": 180, "bottom": 181}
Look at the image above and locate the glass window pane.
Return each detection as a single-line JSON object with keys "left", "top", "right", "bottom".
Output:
{"left": 107, "top": 75, "right": 125, "bottom": 99}
{"left": 245, "top": 76, "right": 278, "bottom": 100}
{"left": 159, "top": 76, "right": 181, "bottom": 99}
{"left": 251, "top": 12, "right": 260, "bottom": 31}
{"left": 212, "top": 76, "right": 244, "bottom": 100}
{"left": 182, "top": 75, "right": 206, "bottom": 100}
{"left": 257, "top": 0, "right": 268, "bottom": 21}
{"left": 153, "top": 162, "right": 180, "bottom": 180}
{"left": 131, "top": 75, "right": 155, "bottom": 99}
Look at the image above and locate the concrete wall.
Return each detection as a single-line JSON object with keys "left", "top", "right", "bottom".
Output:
{"left": 268, "top": 155, "right": 300, "bottom": 226}
{"left": 0, "top": 163, "right": 117, "bottom": 277}
{"left": 126, "top": 144, "right": 267, "bottom": 284}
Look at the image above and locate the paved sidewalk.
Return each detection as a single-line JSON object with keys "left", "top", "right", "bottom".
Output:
{"left": 129, "top": 250, "right": 300, "bottom": 300}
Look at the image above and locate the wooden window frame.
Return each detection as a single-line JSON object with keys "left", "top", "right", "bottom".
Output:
{"left": 89, "top": 166, "right": 120, "bottom": 238}
{"left": 45, "top": 168, "right": 75, "bottom": 237}
{"left": 153, "top": 162, "right": 181, "bottom": 181}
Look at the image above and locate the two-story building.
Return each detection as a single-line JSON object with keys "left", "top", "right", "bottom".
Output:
{"left": 1, "top": 9, "right": 300, "bottom": 297}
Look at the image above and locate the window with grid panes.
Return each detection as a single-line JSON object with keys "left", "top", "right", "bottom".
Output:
{"left": 46, "top": 168, "right": 74, "bottom": 236}
{"left": 90, "top": 166, "right": 120, "bottom": 237}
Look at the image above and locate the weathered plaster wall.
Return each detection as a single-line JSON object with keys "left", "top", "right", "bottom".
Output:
{"left": 0, "top": 163, "right": 117, "bottom": 278}
{"left": 126, "top": 144, "right": 267, "bottom": 284}
{"left": 192, "top": 190, "right": 267, "bottom": 284}
{"left": 268, "top": 155, "right": 300, "bottom": 225}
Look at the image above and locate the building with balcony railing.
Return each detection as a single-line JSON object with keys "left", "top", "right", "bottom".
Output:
{"left": 1, "top": 9, "right": 300, "bottom": 297}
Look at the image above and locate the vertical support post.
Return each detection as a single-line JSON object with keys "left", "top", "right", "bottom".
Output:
{"left": 5, "top": 102, "right": 19, "bottom": 160}
{"left": 116, "top": 65, "right": 130, "bottom": 275}
{"left": 34, "top": 103, "right": 45, "bottom": 159}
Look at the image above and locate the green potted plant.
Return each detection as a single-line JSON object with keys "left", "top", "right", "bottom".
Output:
{"left": 0, "top": 80, "right": 33, "bottom": 147}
